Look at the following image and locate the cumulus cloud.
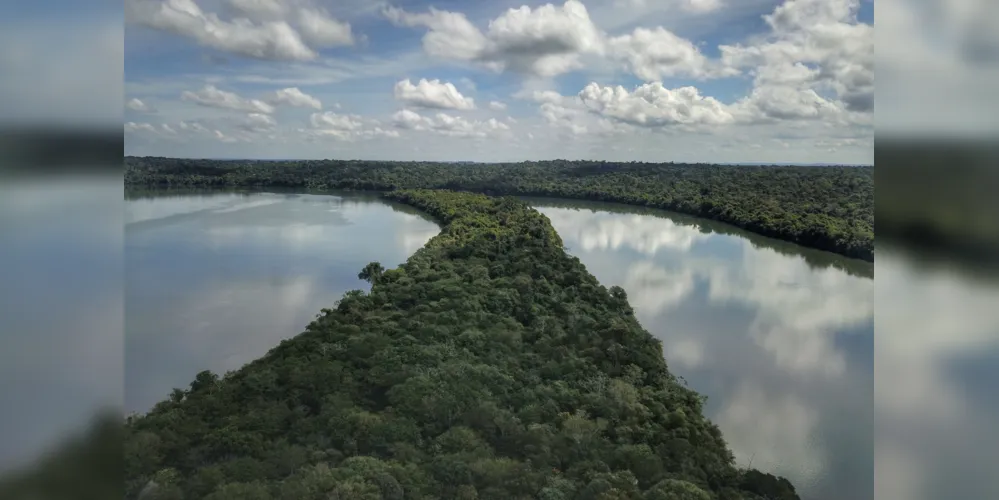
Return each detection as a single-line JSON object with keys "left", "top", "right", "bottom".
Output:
{"left": 489, "top": 100, "right": 508, "bottom": 111}
{"left": 127, "top": 119, "right": 252, "bottom": 144}
{"left": 269, "top": 87, "right": 322, "bottom": 109}
{"left": 720, "top": 0, "right": 873, "bottom": 113}
{"left": 240, "top": 112, "right": 277, "bottom": 132}
{"left": 297, "top": 7, "right": 355, "bottom": 47}
{"left": 126, "top": 97, "right": 157, "bottom": 113}
{"left": 211, "top": 129, "right": 236, "bottom": 142}
{"left": 223, "top": 0, "right": 286, "bottom": 20}
{"left": 305, "top": 111, "right": 399, "bottom": 142}
{"left": 391, "top": 109, "right": 510, "bottom": 138}
{"left": 181, "top": 84, "right": 276, "bottom": 113}
{"left": 734, "top": 85, "right": 844, "bottom": 122}
{"left": 126, "top": 0, "right": 317, "bottom": 61}
{"left": 394, "top": 78, "right": 476, "bottom": 110}
{"left": 607, "top": 27, "right": 736, "bottom": 81}
{"left": 125, "top": 122, "right": 158, "bottom": 133}
{"left": 384, "top": 0, "right": 605, "bottom": 77}
{"left": 382, "top": 6, "right": 487, "bottom": 61}
{"left": 527, "top": 77, "right": 855, "bottom": 135}
{"left": 178, "top": 121, "right": 209, "bottom": 134}
{"left": 126, "top": 0, "right": 357, "bottom": 61}
{"left": 579, "top": 82, "right": 736, "bottom": 127}
{"left": 310, "top": 111, "right": 363, "bottom": 131}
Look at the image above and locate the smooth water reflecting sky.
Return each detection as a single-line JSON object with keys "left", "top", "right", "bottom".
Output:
{"left": 125, "top": 191, "right": 440, "bottom": 414}
{"left": 532, "top": 200, "right": 875, "bottom": 500}
{"left": 120, "top": 192, "right": 999, "bottom": 500}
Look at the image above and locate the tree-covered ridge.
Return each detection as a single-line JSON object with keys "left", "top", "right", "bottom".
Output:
{"left": 123, "top": 190, "right": 799, "bottom": 500}
{"left": 124, "top": 157, "right": 874, "bottom": 261}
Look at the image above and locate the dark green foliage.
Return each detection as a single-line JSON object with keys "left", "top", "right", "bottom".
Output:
{"left": 122, "top": 190, "right": 799, "bottom": 499}
{"left": 124, "top": 157, "right": 874, "bottom": 260}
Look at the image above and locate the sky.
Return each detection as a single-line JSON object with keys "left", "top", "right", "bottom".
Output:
{"left": 118, "top": 0, "right": 875, "bottom": 163}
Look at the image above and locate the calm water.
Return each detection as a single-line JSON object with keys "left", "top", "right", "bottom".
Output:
{"left": 123, "top": 191, "right": 999, "bottom": 500}
{"left": 125, "top": 190, "right": 440, "bottom": 414}
{"left": 527, "top": 198, "right": 874, "bottom": 500}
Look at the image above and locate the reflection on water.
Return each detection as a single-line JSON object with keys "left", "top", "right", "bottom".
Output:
{"left": 121, "top": 192, "right": 999, "bottom": 500}
{"left": 875, "top": 246, "right": 999, "bottom": 500}
{"left": 533, "top": 200, "right": 874, "bottom": 500}
{"left": 125, "top": 191, "right": 440, "bottom": 414}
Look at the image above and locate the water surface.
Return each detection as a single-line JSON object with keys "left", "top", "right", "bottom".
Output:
{"left": 125, "top": 190, "right": 440, "bottom": 414}
{"left": 528, "top": 198, "right": 874, "bottom": 500}
{"left": 127, "top": 191, "right": 882, "bottom": 500}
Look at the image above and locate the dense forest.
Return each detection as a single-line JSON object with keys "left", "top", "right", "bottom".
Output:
{"left": 124, "top": 157, "right": 874, "bottom": 261}
{"left": 122, "top": 190, "right": 799, "bottom": 500}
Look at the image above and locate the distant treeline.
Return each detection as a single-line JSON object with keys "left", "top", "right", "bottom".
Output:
{"left": 125, "top": 157, "right": 874, "bottom": 261}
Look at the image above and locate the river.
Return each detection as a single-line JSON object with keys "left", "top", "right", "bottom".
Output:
{"left": 123, "top": 190, "right": 875, "bottom": 499}
{"left": 529, "top": 198, "right": 874, "bottom": 500}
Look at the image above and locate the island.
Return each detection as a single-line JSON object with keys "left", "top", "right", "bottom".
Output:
{"left": 125, "top": 157, "right": 875, "bottom": 261}
{"left": 119, "top": 190, "right": 799, "bottom": 500}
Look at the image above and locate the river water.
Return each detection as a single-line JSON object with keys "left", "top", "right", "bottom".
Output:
{"left": 529, "top": 198, "right": 874, "bottom": 500}
{"left": 123, "top": 191, "right": 876, "bottom": 499}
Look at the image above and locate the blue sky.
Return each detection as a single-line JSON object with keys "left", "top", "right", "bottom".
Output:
{"left": 121, "top": 0, "right": 875, "bottom": 162}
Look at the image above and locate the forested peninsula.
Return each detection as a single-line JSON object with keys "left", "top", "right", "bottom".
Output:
{"left": 124, "top": 157, "right": 874, "bottom": 261}
{"left": 123, "top": 191, "right": 799, "bottom": 500}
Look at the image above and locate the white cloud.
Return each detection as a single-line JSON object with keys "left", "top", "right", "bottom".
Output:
{"left": 391, "top": 109, "right": 510, "bottom": 138}
{"left": 223, "top": 0, "right": 286, "bottom": 20}
{"left": 297, "top": 7, "right": 355, "bottom": 47}
{"left": 619, "top": 0, "right": 724, "bottom": 13}
{"left": 178, "top": 121, "right": 209, "bottom": 134}
{"left": 607, "top": 27, "right": 736, "bottom": 81}
{"left": 720, "top": 0, "right": 873, "bottom": 113}
{"left": 684, "top": 0, "right": 724, "bottom": 12}
{"left": 124, "top": 0, "right": 874, "bottom": 162}
{"left": 269, "top": 87, "right": 322, "bottom": 109}
{"left": 125, "top": 0, "right": 317, "bottom": 61}
{"left": 310, "top": 111, "right": 363, "bottom": 131}
{"left": 213, "top": 129, "right": 240, "bottom": 142}
{"left": 383, "top": 6, "right": 487, "bottom": 61}
{"left": 125, "top": 122, "right": 158, "bottom": 133}
{"left": 306, "top": 111, "right": 399, "bottom": 142}
{"left": 514, "top": 89, "right": 563, "bottom": 104}
{"left": 240, "top": 112, "right": 277, "bottom": 132}
{"left": 385, "top": 0, "right": 605, "bottom": 77}
{"left": 181, "top": 84, "right": 276, "bottom": 114}
{"left": 482, "top": 0, "right": 605, "bottom": 76}
{"left": 394, "top": 78, "right": 476, "bottom": 110}
{"left": 734, "top": 85, "right": 844, "bottom": 122}
{"left": 578, "top": 82, "right": 736, "bottom": 127}
{"left": 126, "top": 97, "right": 157, "bottom": 113}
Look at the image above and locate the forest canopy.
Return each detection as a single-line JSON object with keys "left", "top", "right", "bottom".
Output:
{"left": 121, "top": 190, "right": 800, "bottom": 500}
{"left": 124, "top": 157, "right": 874, "bottom": 261}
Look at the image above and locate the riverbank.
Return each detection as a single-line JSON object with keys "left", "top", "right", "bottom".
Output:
{"left": 123, "top": 190, "right": 799, "bottom": 500}
{"left": 125, "top": 157, "right": 875, "bottom": 262}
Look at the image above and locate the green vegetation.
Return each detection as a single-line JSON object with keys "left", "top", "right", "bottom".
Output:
{"left": 123, "top": 190, "right": 799, "bottom": 500}
{"left": 877, "top": 140, "right": 999, "bottom": 273}
{"left": 125, "top": 157, "right": 874, "bottom": 261}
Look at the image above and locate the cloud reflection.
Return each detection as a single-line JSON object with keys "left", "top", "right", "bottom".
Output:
{"left": 537, "top": 203, "right": 873, "bottom": 500}
{"left": 542, "top": 210, "right": 711, "bottom": 255}
{"left": 125, "top": 192, "right": 440, "bottom": 413}
{"left": 875, "top": 248, "right": 999, "bottom": 500}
